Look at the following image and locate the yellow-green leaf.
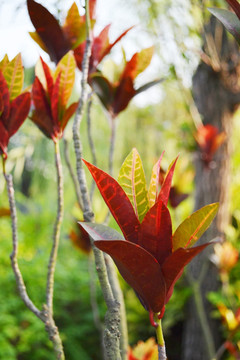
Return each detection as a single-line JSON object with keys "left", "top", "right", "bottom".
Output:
{"left": 172, "top": 203, "right": 219, "bottom": 251}
{"left": 0, "top": 54, "right": 9, "bottom": 73}
{"left": 63, "top": 2, "right": 86, "bottom": 49}
{"left": 3, "top": 53, "right": 23, "bottom": 101}
{"left": 135, "top": 46, "right": 154, "bottom": 78}
{"left": 29, "top": 31, "right": 48, "bottom": 53}
{"left": 118, "top": 148, "right": 149, "bottom": 222}
{"left": 148, "top": 152, "right": 164, "bottom": 207}
{"left": 54, "top": 51, "right": 76, "bottom": 108}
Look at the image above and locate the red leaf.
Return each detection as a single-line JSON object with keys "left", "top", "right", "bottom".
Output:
{"left": 0, "top": 70, "right": 10, "bottom": 122}
{"left": 7, "top": 93, "right": 31, "bottom": 137}
{"left": 32, "top": 77, "right": 51, "bottom": 117}
{"left": 139, "top": 201, "right": 172, "bottom": 265}
{"left": 157, "top": 156, "right": 178, "bottom": 206}
{"left": 83, "top": 160, "right": 140, "bottom": 243}
{"left": 91, "top": 25, "right": 111, "bottom": 67}
{"left": 169, "top": 187, "right": 188, "bottom": 208}
{"left": 94, "top": 239, "right": 166, "bottom": 313}
{"left": 162, "top": 243, "right": 212, "bottom": 302}
{"left": 100, "top": 26, "right": 134, "bottom": 63}
{"left": 89, "top": 0, "right": 97, "bottom": 21}
{"left": 74, "top": 42, "right": 86, "bottom": 71}
{"left": 0, "top": 121, "right": 9, "bottom": 157}
{"left": 113, "top": 77, "right": 135, "bottom": 116}
{"left": 51, "top": 72, "right": 61, "bottom": 126}
{"left": 121, "top": 53, "right": 138, "bottom": 81}
{"left": 27, "top": 0, "right": 70, "bottom": 63}
{"left": 40, "top": 57, "right": 54, "bottom": 97}
{"left": 30, "top": 110, "right": 54, "bottom": 140}
{"left": 61, "top": 101, "right": 79, "bottom": 130}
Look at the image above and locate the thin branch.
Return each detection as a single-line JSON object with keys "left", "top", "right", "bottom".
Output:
{"left": 4, "top": 169, "right": 43, "bottom": 321}
{"left": 4, "top": 149, "right": 65, "bottom": 360}
{"left": 72, "top": 0, "right": 93, "bottom": 223}
{"left": 46, "top": 140, "right": 64, "bottom": 315}
{"left": 92, "top": 245, "right": 121, "bottom": 360}
{"left": 104, "top": 254, "right": 128, "bottom": 360}
{"left": 86, "top": 92, "right": 97, "bottom": 200}
{"left": 88, "top": 252, "right": 102, "bottom": 332}
{"left": 72, "top": 2, "right": 122, "bottom": 359}
{"left": 63, "top": 137, "right": 83, "bottom": 210}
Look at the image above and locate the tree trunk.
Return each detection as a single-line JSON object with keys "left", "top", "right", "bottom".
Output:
{"left": 182, "top": 17, "right": 240, "bottom": 360}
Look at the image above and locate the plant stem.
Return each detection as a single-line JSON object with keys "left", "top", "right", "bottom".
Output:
{"left": 4, "top": 153, "right": 65, "bottom": 359}
{"left": 4, "top": 169, "right": 42, "bottom": 320}
{"left": 88, "top": 252, "right": 102, "bottom": 332}
{"left": 63, "top": 137, "right": 83, "bottom": 210}
{"left": 72, "top": 2, "right": 122, "bottom": 359}
{"left": 104, "top": 254, "right": 128, "bottom": 360}
{"left": 46, "top": 140, "right": 64, "bottom": 315}
{"left": 154, "top": 314, "right": 167, "bottom": 360}
{"left": 86, "top": 92, "right": 97, "bottom": 200}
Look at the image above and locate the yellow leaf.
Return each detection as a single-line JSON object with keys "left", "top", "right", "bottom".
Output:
{"left": 3, "top": 53, "right": 24, "bottom": 101}
{"left": 29, "top": 31, "right": 48, "bottom": 53}
{"left": 0, "top": 54, "right": 9, "bottom": 73}
{"left": 54, "top": 51, "right": 76, "bottom": 108}
{"left": 63, "top": 2, "right": 86, "bottom": 49}
{"left": 172, "top": 203, "right": 219, "bottom": 250}
{"left": 118, "top": 148, "right": 149, "bottom": 222}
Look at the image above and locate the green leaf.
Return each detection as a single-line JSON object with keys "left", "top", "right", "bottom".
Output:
{"left": 3, "top": 54, "right": 24, "bottom": 101}
{"left": 118, "top": 148, "right": 149, "bottom": 222}
{"left": 208, "top": 7, "right": 240, "bottom": 45}
{"left": 172, "top": 203, "right": 219, "bottom": 250}
{"left": 54, "top": 51, "right": 76, "bottom": 108}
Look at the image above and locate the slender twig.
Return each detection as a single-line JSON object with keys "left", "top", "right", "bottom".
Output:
{"left": 4, "top": 167, "right": 42, "bottom": 320}
{"left": 72, "top": 1, "right": 122, "bottom": 358}
{"left": 63, "top": 137, "right": 83, "bottom": 209}
{"left": 3, "top": 154, "right": 65, "bottom": 360}
{"left": 72, "top": 0, "right": 93, "bottom": 223}
{"left": 88, "top": 252, "right": 102, "bottom": 332}
{"left": 104, "top": 254, "right": 128, "bottom": 360}
{"left": 92, "top": 245, "right": 121, "bottom": 360}
{"left": 86, "top": 92, "right": 97, "bottom": 200}
{"left": 46, "top": 140, "right": 64, "bottom": 315}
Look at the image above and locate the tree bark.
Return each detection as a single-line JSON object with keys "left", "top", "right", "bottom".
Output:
{"left": 182, "top": 17, "right": 240, "bottom": 360}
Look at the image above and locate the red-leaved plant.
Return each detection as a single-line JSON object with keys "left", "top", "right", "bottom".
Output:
{"left": 27, "top": 0, "right": 96, "bottom": 63}
{"left": 195, "top": 124, "right": 226, "bottom": 166}
{"left": 31, "top": 51, "right": 78, "bottom": 141}
{"left": 0, "top": 54, "right": 31, "bottom": 159}
{"left": 79, "top": 149, "right": 219, "bottom": 323}
{"left": 91, "top": 47, "right": 162, "bottom": 118}
{"left": 27, "top": 0, "right": 132, "bottom": 73}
